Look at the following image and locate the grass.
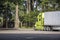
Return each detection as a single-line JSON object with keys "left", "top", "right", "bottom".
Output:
{"left": 19, "top": 26, "right": 34, "bottom": 29}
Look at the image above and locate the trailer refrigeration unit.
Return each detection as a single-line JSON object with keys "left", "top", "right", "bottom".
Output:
{"left": 34, "top": 11, "right": 60, "bottom": 31}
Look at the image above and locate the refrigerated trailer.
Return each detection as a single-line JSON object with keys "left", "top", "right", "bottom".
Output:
{"left": 34, "top": 11, "right": 60, "bottom": 31}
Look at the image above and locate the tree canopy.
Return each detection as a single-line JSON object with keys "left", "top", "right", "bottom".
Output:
{"left": 0, "top": 0, "right": 60, "bottom": 28}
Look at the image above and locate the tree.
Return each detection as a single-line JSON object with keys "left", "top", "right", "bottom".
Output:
{"left": 7, "top": 0, "right": 24, "bottom": 29}
{"left": 0, "top": 0, "right": 24, "bottom": 29}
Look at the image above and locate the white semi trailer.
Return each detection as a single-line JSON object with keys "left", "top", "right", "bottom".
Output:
{"left": 35, "top": 11, "right": 60, "bottom": 31}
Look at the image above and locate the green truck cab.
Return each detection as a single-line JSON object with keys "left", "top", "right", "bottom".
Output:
{"left": 34, "top": 12, "right": 44, "bottom": 30}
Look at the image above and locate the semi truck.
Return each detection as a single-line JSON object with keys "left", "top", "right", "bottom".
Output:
{"left": 34, "top": 11, "right": 60, "bottom": 31}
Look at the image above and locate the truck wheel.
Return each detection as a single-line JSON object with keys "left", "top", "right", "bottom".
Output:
{"left": 34, "top": 26, "right": 37, "bottom": 31}
{"left": 44, "top": 27, "right": 46, "bottom": 31}
{"left": 47, "top": 27, "right": 51, "bottom": 31}
{"left": 44, "top": 26, "right": 51, "bottom": 31}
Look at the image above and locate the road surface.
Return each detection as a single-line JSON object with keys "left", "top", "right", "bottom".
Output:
{"left": 0, "top": 30, "right": 60, "bottom": 40}
{"left": 0, "top": 34, "right": 60, "bottom": 40}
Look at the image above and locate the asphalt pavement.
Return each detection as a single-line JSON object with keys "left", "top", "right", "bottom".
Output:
{"left": 0, "top": 34, "right": 60, "bottom": 40}
{"left": 0, "top": 30, "right": 60, "bottom": 40}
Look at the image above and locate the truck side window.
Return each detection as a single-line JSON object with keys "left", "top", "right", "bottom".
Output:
{"left": 39, "top": 19, "right": 41, "bottom": 21}
{"left": 39, "top": 15, "right": 42, "bottom": 19}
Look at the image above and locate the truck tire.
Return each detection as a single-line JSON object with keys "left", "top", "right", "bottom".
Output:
{"left": 34, "top": 26, "right": 37, "bottom": 31}
{"left": 44, "top": 26, "right": 51, "bottom": 31}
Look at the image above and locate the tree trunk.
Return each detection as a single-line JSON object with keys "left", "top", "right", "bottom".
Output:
{"left": 15, "top": 3, "right": 19, "bottom": 29}
{"left": 27, "top": 0, "right": 31, "bottom": 14}
{"left": 31, "top": 0, "right": 34, "bottom": 11}
{"left": 27, "top": 0, "right": 29, "bottom": 14}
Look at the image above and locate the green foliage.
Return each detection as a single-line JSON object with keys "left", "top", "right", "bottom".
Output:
{"left": 0, "top": 0, "right": 60, "bottom": 28}
{"left": 7, "top": 0, "right": 24, "bottom": 5}
{"left": 37, "top": 0, "right": 60, "bottom": 11}
{"left": 19, "top": 10, "right": 39, "bottom": 27}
